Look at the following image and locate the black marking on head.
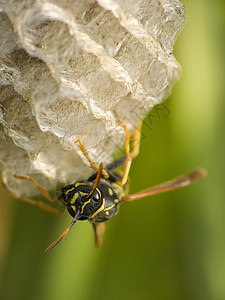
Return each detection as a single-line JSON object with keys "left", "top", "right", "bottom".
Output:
{"left": 62, "top": 183, "right": 102, "bottom": 219}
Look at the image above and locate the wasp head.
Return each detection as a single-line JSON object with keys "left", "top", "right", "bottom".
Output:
{"left": 62, "top": 183, "right": 103, "bottom": 220}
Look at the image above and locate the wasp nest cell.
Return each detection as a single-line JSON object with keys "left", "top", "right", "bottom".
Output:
{"left": 0, "top": 0, "right": 186, "bottom": 196}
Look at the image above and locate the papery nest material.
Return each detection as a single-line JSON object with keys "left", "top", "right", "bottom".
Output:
{"left": 0, "top": 0, "right": 186, "bottom": 196}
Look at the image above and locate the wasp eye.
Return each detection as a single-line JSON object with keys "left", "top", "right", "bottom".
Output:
{"left": 92, "top": 192, "right": 100, "bottom": 202}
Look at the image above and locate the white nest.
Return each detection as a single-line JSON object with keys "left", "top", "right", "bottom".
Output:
{"left": 0, "top": 0, "right": 185, "bottom": 196}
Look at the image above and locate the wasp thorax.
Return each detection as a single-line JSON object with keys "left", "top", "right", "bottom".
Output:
{"left": 62, "top": 183, "right": 102, "bottom": 220}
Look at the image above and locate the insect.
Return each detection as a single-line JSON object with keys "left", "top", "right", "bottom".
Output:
{"left": 10, "top": 120, "right": 206, "bottom": 251}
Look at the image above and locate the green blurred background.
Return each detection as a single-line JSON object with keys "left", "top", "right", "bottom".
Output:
{"left": 0, "top": 1, "right": 224, "bottom": 299}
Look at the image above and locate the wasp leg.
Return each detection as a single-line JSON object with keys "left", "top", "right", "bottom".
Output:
{"left": 76, "top": 139, "right": 109, "bottom": 179}
{"left": 11, "top": 174, "right": 65, "bottom": 214}
{"left": 106, "top": 121, "right": 142, "bottom": 173}
{"left": 116, "top": 120, "right": 132, "bottom": 186}
{"left": 92, "top": 222, "right": 105, "bottom": 248}
{"left": 121, "top": 167, "right": 207, "bottom": 202}
{"left": 88, "top": 156, "right": 126, "bottom": 183}
{"left": 7, "top": 189, "right": 65, "bottom": 214}
{"left": 116, "top": 120, "right": 140, "bottom": 186}
{"left": 130, "top": 120, "right": 142, "bottom": 159}
{"left": 14, "top": 174, "right": 57, "bottom": 202}
{"left": 116, "top": 120, "right": 142, "bottom": 186}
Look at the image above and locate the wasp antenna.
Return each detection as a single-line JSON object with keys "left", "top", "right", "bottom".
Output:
{"left": 45, "top": 210, "right": 80, "bottom": 252}
{"left": 88, "top": 162, "right": 103, "bottom": 197}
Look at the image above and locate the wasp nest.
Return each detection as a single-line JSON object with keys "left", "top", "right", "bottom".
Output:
{"left": 0, "top": 0, "right": 185, "bottom": 196}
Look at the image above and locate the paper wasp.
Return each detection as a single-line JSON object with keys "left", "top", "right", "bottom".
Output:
{"left": 10, "top": 121, "right": 206, "bottom": 251}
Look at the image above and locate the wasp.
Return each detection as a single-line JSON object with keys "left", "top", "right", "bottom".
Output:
{"left": 10, "top": 121, "right": 206, "bottom": 251}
